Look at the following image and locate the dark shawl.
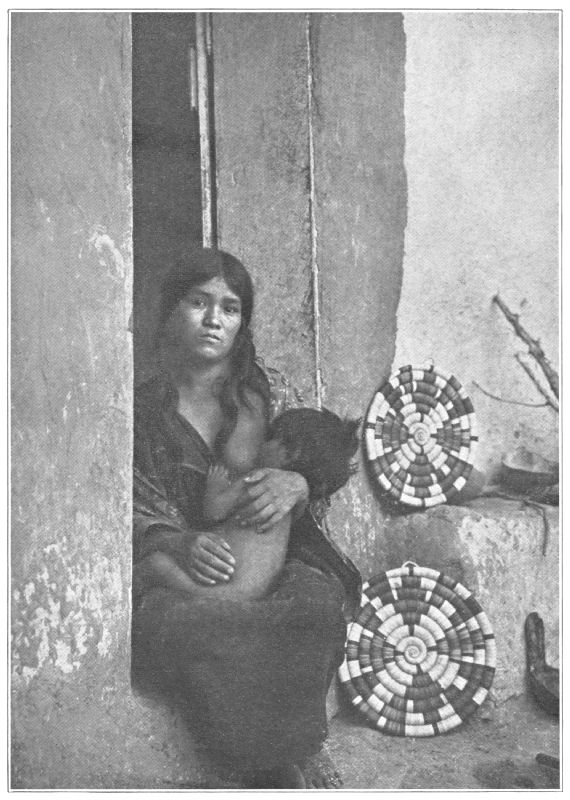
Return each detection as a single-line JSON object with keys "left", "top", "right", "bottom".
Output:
{"left": 131, "top": 366, "right": 361, "bottom": 770}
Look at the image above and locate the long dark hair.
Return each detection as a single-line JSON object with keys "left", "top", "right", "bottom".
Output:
{"left": 158, "top": 248, "right": 270, "bottom": 458}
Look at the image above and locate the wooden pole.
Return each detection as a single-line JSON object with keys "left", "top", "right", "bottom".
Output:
{"left": 188, "top": 45, "right": 197, "bottom": 111}
{"left": 305, "top": 13, "right": 323, "bottom": 409}
{"left": 196, "top": 12, "right": 216, "bottom": 247}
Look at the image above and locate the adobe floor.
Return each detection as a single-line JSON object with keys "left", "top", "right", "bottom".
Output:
{"left": 325, "top": 693, "right": 560, "bottom": 791}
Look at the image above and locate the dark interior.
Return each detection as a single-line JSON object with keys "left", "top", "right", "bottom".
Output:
{"left": 132, "top": 12, "right": 203, "bottom": 383}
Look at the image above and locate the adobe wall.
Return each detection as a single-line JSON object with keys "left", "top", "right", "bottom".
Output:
{"left": 10, "top": 11, "right": 559, "bottom": 788}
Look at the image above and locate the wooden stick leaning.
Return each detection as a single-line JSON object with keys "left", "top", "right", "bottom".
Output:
{"left": 472, "top": 380, "right": 549, "bottom": 409}
{"left": 514, "top": 354, "right": 559, "bottom": 413}
{"left": 493, "top": 294, "right": 559, "bottom": 400}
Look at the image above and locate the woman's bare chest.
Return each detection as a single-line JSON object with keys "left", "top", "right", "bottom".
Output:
{"left": 177, "top": 396, "right": 222, "bottom": 450}
{"left": 223, "top": 408, "right": 266, "bottom": 474}
{"left": 177, "top": 391, "right": 267, "bottom": 475}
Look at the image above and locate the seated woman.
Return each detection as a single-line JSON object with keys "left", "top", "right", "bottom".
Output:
{"left": 147, "top": 407, "right": 360, "bottom": 601}
{"left": 131, "top": 248, "right": 361, "bottom": 789}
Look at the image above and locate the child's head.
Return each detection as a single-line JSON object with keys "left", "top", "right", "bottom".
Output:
{"left": 260, "top": 407, "right": 360, "bottom": 500}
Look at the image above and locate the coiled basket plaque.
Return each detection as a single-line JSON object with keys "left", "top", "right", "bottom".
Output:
{"left": 338, "top": 563, "right": 496, "bottom": 737}
{"left": 365, "top": 364, "right": 478, "bottom": 507}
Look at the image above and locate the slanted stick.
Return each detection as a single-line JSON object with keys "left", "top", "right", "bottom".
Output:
{"left": 493, "top": 294, "right": 559, "bottom": 399}
{"left": 515, "top": 354, "right": 559, "bottom": 412}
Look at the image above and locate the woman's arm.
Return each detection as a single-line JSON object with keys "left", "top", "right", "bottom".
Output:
{"left": 234, "top": 469, "right": 310, "bottom": 533}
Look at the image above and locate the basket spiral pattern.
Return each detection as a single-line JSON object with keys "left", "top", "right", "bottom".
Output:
{"left": 338, "top": 563, "right": 496, "bottom": 737}
{"left": 365, "top": 364, "right": 478, "bottom": 507}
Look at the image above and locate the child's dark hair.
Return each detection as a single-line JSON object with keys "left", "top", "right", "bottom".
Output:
{"left": 268, "top": 407, "right": 361, "bottom": 500}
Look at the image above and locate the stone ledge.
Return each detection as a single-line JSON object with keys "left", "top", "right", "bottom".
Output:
{"left": 375, "top": 498, "right": 559, "bottom": 703}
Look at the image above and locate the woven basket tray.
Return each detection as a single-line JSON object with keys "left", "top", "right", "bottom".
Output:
{"left": 338, "top": 563, "right": 496, "bottom": 737}
{"left": 365, "top": 364, "right": 478, "bottom": 508}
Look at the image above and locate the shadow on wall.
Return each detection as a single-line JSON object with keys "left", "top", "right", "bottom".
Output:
{"left": 133, "top": 12, "right": 203, "bottom": 385}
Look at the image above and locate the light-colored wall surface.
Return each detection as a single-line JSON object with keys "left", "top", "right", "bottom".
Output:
{"left": 10, "top": 12, "right": 136, "bottom": 787}
{"left": 398, "top": 11, "right": 559, "bottom": 479}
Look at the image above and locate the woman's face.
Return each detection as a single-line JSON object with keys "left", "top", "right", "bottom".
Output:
{"left": 164, "top": 277, "right": 243, "bottom": 365}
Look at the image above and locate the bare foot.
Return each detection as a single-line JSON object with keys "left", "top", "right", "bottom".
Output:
{"left": 301, "top": 749, "right": 343, "bottom": 789}
{"left": 247, "top": 763, "right": 307, "bottom": 789}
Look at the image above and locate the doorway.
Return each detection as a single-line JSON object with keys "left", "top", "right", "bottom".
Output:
{"left": 132, "top": 12, "right": 203, "bottom": 384}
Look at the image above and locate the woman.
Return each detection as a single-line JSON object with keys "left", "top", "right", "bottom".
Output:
{"left": 131, "top": 248, "right": 361, "bottom": 789}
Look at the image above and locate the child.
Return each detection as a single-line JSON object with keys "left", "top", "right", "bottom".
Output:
{"left": 157, "top": 408, "right": 359, "bottom": 601}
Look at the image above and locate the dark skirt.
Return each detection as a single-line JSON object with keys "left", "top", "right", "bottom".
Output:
{"left": 131, "top": 560, "right": 347, "bottom": 771}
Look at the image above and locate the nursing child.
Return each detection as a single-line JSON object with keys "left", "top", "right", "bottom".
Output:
{"left": 155, "top": 407, "right": 359, "bottom": 601}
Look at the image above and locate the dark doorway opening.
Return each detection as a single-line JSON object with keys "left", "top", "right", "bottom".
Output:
{"left": 132, "top": 12, "right": 203, "bottom": 384}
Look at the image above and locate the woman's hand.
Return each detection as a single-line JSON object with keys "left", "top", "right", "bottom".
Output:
{"left": 236, "top": 469, "right": 309, "bottom": 533}
{"left": 186, "top": 532, "right": 236, "bottom": 585}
